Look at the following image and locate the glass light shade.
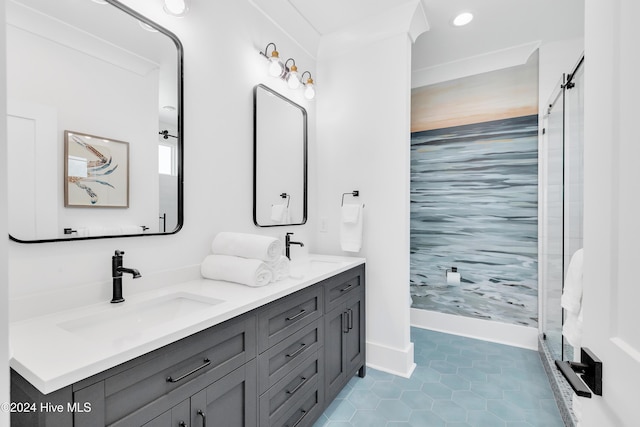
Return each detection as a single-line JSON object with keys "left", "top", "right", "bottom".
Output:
{"left": 287, "top": 71, "right": 300, "bottom": 89}
{"left": 268, "top": 56, "right": 284, "bottom": 77}
{"left": 304, "top": 83, "right": 315, "bottom": 100}
{"left": 164, "top": 0, "right": 188, "bottom": 17}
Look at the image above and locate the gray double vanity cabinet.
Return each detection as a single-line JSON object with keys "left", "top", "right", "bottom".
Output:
{"left": 11, "top": 264, "right": 365, "bottom": 427}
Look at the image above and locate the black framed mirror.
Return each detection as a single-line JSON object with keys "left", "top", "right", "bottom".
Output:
{"left": 253, "top": 84, "right": 307, "bottom": 227}
{"left": 6, "top": 0, "right": 183, "bottom": 243}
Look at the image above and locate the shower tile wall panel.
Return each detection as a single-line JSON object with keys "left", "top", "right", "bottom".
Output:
{"left": 410, "top": 115, "right": 539, "bottom": 327}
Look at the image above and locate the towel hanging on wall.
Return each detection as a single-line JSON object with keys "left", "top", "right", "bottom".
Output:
{"left": 340, "top": 203, "right": 363, "bottom": 252}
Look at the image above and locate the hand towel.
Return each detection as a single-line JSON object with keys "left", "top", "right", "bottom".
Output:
{"left": 340, "top": 203, "right": 363, "bottom": 252}
{"left": 201, "top": 254, "right": 273, "bottom": 287}
{"left": 562, "top": 248, "right": 584, "bottom": 348}
{"left": 341, "top": 203, "right": 361, "bottom": 224}
{"left": 267, "top": 255, "right": 290, "bottom": 282}
{"left": 211, "top": 232, "right": 283, "bottom": 262}
{"left": 270, "top": 204, "right": 288, "bottom": 223}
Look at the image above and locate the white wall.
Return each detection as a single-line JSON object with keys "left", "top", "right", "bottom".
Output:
{"left": 7, "top": 0, "right": 316, "bottom": 318}
{"left": 1, "top": 0, "right": 10, "bottom": 422}
{"left": 314, "top": 8, "right": 425, "bottom": 373}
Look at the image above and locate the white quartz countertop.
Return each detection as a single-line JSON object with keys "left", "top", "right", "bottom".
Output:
{"left": 9, "top": 254, "right": 365, "bottom": 395}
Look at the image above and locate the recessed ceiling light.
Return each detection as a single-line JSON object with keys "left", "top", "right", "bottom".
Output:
{"left": 452, "top": 12, "right": 474, "bottom": 27}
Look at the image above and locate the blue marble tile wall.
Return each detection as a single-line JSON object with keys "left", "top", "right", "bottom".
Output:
{"left": 410, "top": 115, "right": 539, "bottom": 327}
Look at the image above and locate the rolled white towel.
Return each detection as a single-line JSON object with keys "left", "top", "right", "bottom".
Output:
{"left": 201, "top": 254, "right": 272, "bottom": 287}
{"left": 268, "top": 255, "right": 290, "bottom": 282}
{"left": 211, "top": 232, "right": 283, "bottom": 262}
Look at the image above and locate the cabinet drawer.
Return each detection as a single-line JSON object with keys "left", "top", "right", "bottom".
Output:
{"left": 259, "top": 352, "right": 322, "bottom": 427}
{"left": 324, "top": 265, "right": 364, "bottom": 313}
{"left": 257, "top": 286, "right": 322, "bottom": 353}
{"left": 101, "top": 315, "right": 256, "bottom": 426}
{"left": 258, "top": 321, "right": 322, "bottom": 394}
{"left": 271, "top": 385, "right": 323, "bottom": 427}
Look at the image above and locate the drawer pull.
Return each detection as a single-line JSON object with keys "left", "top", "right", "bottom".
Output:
{"left": 290, "top": 409, "right": 307, "bottom": 427}
{"left": 166, "top": 358, "right": 211, "bottom": 383}
{"left": 347, "top": 308, "right": 353, "bottom": 330}
{"left": 286, "top": 309, "right": 307, "bottom": 321}
{"left": 286, "top": 376, "right": 308, "bottom": 395}
{"left": 178, "top": 422, "right": 188, "bottom": 427}
{"left": 197, "top": 409, "right": 206, "bottom": 427}
{"left": 339, "top": 283, "right": 353, "bottom": 292}
{"left": 286, "top": 343, "right": 307, "bottom": 358}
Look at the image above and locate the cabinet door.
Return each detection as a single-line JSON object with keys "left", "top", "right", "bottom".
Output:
{"left": 191, "top": 360, "right": 257, "bottom": 427}
{"left": 142, "top": 399, "right": 189, "bottom": 427}
{"left": 345, "top": 292, "right": 365, "bottom": 376}
{"left": 324, "top": 304, "right": 347, "bottom": 403}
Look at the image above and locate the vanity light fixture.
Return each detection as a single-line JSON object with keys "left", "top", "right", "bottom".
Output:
{"left": 259, "top": 43, "right": 316, "bottom": 99}
{"left": 452, "top": 11, "right": 473, "bottom": 26}
{"left": 260, "top": 43, "right": 285, "bottom": 77}
{"left": 163, "top": 0, "right": 189, "bottom": 17}
{"left": 301, "top": 71, "right": 315, "bottom": 100}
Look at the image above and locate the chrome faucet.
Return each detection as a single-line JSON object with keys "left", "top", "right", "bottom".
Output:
{"left": 111, "top": 250, "right": 141, "bottom": 303}
{"left": 285, "top": 232, "right": 304, "bottom": 260}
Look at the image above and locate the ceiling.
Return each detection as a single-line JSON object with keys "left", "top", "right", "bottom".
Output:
{"left": 250, "top": 0, "right": 584, "bottom": 70}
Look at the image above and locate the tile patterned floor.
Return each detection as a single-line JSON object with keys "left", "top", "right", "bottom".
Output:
{"left": 313, "top": 327, "right": 564, "bottom": 427}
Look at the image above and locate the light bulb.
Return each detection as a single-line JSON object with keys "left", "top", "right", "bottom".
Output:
{"left": 287, "top": 65, "right": 300, "bottom": 89}
{"left": 164, "top": 0, "right": 188, "bottom": 17}
{"left": 303, "top": 76, "right": 315, "bottom": 100}
{"left": 304, "top": 83, "right": 315, "bottom": 100}
{"left": 268, "top": 51, "right": 284, "bottom": 77}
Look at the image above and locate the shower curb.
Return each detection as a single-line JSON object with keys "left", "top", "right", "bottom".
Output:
{"left": 538, "top": 334, "right": 577, "bottom": 427}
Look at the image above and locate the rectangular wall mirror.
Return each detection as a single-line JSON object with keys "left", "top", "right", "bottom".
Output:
{"left": 6, "top": 0, "right": 183, "bottom": 243}
{"left": 253, "top": 84, "right": 307, "bottom": 227}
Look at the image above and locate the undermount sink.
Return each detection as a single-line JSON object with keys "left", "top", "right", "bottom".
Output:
{"left": 58, "top": 292, "right": 224, "bottom": 341}
{"left": 289, "top": 257, "right": 343, "bottom": 279}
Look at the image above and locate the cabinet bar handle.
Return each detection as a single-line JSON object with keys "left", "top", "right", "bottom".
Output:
{"left": 290, "top": 409, "right": 307, "bottom": 427}
{"left": 286, "top": 309, "right": 307, "bottom": 321}
{"left": 347, "top": 308, "right": 353, "bottom": 330}
{"left": 286, "top": 343, "right": 307, "bottom": 358}
{"left": 197, "top": 410, "right": 206, "bottom": 427}
{"left": 166, "top": 358, "right": 211, "bottom": 383}
{"left": 343, "top": 312, "right": 349, "bottom": 333}
{"left": 339, "top": 283, "right": 353, "bottom": 292}
{"left": 286, "top": 377, "right": 308, "bottom": 395}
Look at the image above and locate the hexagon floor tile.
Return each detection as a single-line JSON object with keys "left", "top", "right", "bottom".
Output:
{"left": 313, "top": 327, "right": 564, "bottom": 427}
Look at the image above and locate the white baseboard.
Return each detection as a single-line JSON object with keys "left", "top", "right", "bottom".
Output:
{"left": 410, "top": 308, "right": 539, "bottom": 350}
{"left": 366, "top": 340, "right": 416, "bottom": 378}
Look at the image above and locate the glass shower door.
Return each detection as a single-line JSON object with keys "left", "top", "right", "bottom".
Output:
{"left": 541, "top": 56, "right": 584, "bottom": 362}
{"left": 542, "top": 81, "right": 565, "bottom": 360}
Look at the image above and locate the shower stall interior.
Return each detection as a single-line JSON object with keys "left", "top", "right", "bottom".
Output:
{"left": 541, "top": 55, "right": 585, "bottom": 362}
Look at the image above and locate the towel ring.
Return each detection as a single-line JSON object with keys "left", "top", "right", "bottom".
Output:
{"left": 280, "top": 193, "right": 290, "bottom": 208}
{"left": 341, "top": 190, "right": 360, "bottom": 207}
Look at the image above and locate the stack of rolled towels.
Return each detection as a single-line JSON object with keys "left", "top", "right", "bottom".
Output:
{"left": 201, "top": 232, "right": 290, "bottom": 287}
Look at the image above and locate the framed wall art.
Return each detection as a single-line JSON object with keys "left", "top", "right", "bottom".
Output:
{"left": 64, "top": 130, "right": 129, "bottom": 208}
